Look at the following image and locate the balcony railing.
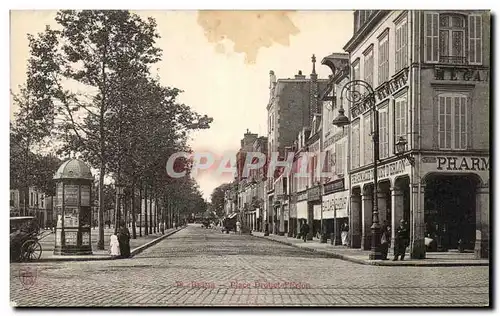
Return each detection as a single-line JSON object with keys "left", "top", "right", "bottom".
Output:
{"left": 439, "top": 55, "right": 467, "bottom": 65}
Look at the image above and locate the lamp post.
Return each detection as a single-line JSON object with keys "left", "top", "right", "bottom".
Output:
{"left": 332, "top": 79, "right": 382, "bottom": 260}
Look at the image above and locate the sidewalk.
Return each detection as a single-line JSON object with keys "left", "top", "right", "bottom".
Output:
{"left": 37, "top": 226, "right": 184, "bottom": 262}
{"left": 251, "top": 231, "right": 489, "bottom": 267}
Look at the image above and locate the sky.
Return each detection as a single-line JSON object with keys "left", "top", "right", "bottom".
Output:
{"left": 10, "top": 10, "right": 354, "bottom": 200}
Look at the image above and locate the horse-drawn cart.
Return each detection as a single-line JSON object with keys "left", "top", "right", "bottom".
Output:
{"left": 10, "top": 216, "right": 50, "bottom": 262}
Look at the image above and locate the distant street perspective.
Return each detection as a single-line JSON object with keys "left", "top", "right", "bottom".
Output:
{"left": 10, "top": 224, "right": 489, "bottom": 307}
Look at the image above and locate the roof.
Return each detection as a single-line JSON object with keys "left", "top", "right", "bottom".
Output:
{"left": 53, "top": 159, "right": 94, "bottom": 180}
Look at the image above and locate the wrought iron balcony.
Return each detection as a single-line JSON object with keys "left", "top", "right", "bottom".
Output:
{"left": 439, "top": 55, "right": 467, "bottom": 65}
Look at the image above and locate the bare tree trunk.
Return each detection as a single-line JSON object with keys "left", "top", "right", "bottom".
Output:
{"left": 149, "top": 186, "right": 153, "bottom": 235}
{"left": 168, "top": 199, "right": 172, "bottom": 228}
{"left": 139, "top": 186, "right": 142, "bottom": 237}
{"left": 114, "top": 184, "right": 120, "bottom": 235}
{"left": 155, "top": 196, "right": 159, "bottom": 233}
{"left": 96, "top": 31, "right": 109, "bottom": 250}
{"left": 123, "top": 189, "right": 128, "bottom": 228}
{"left": 144, "top": 185, "right": 148, "bottom": 236}
{"left": 131, "top": 181, "right": 137, "bottom": 239}
{"left": 162, "top": 197, "right": 166, "bottom": 228}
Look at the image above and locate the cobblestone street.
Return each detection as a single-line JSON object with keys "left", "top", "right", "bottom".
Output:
{"left": 10, "top": 224, "right": 489, "bottom": 307}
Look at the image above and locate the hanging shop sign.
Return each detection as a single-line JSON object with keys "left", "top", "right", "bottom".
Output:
{"left": 323, "top": 130, "right": 346, "bottom": 149}
{"left": 307, "top": 186, "right": 321, "bottom": 202}
{"left": 324, "top": 178, "right": 345, "bottom": 194}
{"left": 321, "top": 191, "right": 348, "bottom": 219}
{"left": 297, "top": 191, "right": 308, "bottom": 202}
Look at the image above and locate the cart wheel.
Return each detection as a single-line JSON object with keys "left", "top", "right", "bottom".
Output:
{"left": 21, "top": 240, "right": 42, "bottom": 261}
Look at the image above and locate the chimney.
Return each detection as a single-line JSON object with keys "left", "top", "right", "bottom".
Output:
{"left": 269, "top": 70, "right": 276, "bottom": 89}
{"left": 295, "top": 70, "right": 306, "bottom": 79}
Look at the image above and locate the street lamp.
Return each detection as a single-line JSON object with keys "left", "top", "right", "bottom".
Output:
{"left": 395, "top": 136, "right": 416, "bottom": 165}
{"left": 332, "top": 79, "right": 382, "bottom": 260}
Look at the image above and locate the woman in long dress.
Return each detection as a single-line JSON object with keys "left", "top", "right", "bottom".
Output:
{"left": 341, "top": 222, "right": 349, "bottom": 246}
{"left": 109, "top": 233, "right": 120, "bottom": 257}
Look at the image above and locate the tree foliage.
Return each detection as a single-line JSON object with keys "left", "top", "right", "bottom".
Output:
{"left": 210, "top": 182, "right": 233, "bottom": 218}
{"left": 17, "top": 10, "right": 213, "bottom": 231}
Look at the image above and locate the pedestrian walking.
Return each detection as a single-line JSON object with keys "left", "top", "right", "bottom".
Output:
{"left": 380, "top": 224, "right": 391, "bottom": 260}
{"left": 341, "top": 222, "right": 349, "bottom": 246}
{"left": 109, "top": 232, "right": 120, "bottom": 257}
{"left": 393, "top": 219, "right": 409, "bottom": 261}
{"left": 117, "top": 221, "right": 131, "bottom": 258}
{"left": 160, "top": 221, "right": 165, "bottom": 235}
{"left": 236, "top": 221, "right": 241, "bottom": 235}
{"left": 300, "top": 222, "right": 310, "bottom": 242}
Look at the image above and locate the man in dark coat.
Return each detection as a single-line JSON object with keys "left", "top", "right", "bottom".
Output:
{"left": 380, "top": 224, "right": 391, "bottom": 260}
{"left": 117, "top": 221, "right": 131, "bottom": 258}
{"left": 393, "top": 219, "right": 409, "bottom": 261}
{"left": 300, "top": 222, "right": 310, "bottom": 242}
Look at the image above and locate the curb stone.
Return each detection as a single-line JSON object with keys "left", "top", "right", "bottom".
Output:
{"left": 34, "top": 227, "right": 185, "bottom": 263}
{"left": 251, "top": 233, "right": 489, "bottom": 267}
{"left": 130, "top": 227, "right": 184, "bottom": 257}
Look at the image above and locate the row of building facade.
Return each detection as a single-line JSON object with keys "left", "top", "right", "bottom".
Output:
{"left": 224, "top": 10, "right": 490, "bottom": 259}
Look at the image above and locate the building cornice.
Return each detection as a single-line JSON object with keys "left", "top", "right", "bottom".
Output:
{"left": 343, "top": 10, "right": 391, "bottom": 53}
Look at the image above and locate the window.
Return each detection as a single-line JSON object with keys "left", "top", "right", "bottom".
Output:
{"left": 378, "top": 34, "right": 389, "bottom": 85}
{"left": 313, "top": 154, "right": 319, "bottom": 184}
{"left": 323, "top": 150, "right": 331, "bottom": 175}
{"left": 395, "top": 19, "right": 408, "bottom": 71}
{"left": 351, "top": 120, "right": 360, "bottom": 169}
{"left": 364, "top": 48, "right": 374, "bottom": 87}
{"left": 364, "top": 112, "right": 373, "bottom": 165}
{"left": 438, "top": 94, "right": 467, "bottom": 149}
{"left": 379, "top": 106, "right": 389, "bottom": 158}
{"left": 335, "top": 143, "right": 345, "bottom": 176}
{"left": 439, "top": 14, "right": 466, "bottom": 64}
{"left": 352, "top": 60, "right": 360, "bottom": 81}
{"left": 425, "top": 12, "right": 439, "bottom": 62}
{"left": 30, "top": 192, "right": 33, "bottom": 206}
{"left": 426, "top": 12, "right": 481, "bottom": 65}
{"left": 394, "top": 95, "right": 408, "bottom": 148}
{"left": 469, "top": 15, "right": 482, "bottom": 64}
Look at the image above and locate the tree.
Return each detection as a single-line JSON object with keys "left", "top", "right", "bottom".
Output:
{"left": 210, "top": 182, "right": 233, "bottom": 218}
{"left": 10, "top": 87, "right": 55, "bottom": 215}
{"left": 26, "top": 10, "right": 162, "bottom": 249}
{"left": 24, "top": 10, "right": 214, "bottom": 242}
